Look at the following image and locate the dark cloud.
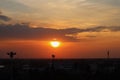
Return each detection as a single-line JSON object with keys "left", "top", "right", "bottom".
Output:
{"left": 0, "top": 10, "right": 11, "bottom": 21}
{"left": 107, "top": 26, "right": 120, "bottom": 31}
{"left": 0, "top": 24, "right": 120, "bottom": 41}
{"left": 85, "top": 26, "right": 120, "bottom": 32}
{"left": 0, "top": 10, "right": 2, "bottom": 14}
{"left": 0, "top": 15, "right": 11, "bottom": 21}
{"left": 0, "top": 24, "right": 79, "bottom": 42}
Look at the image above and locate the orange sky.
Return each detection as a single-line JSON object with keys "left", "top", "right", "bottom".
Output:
{"left": 0, "top": 39, "right": 120, "bottom": 59}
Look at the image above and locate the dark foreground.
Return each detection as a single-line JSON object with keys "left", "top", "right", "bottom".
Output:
{"left": 0, "top": 58, "right": 120, "bottom": 80}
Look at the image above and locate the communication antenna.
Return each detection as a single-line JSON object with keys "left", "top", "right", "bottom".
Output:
{"left": 7, "top": 51, "right": 16, "bottom": 59}
{"left": 7, "top": 51, "right": 16, "bottom": 80}
{"left": 107, "top": 50, "right": 110, "bottom": 59}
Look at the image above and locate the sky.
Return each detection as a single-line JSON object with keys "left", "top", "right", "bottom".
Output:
{"left": 0, "top": 0, "right": 120, "bottom": 59}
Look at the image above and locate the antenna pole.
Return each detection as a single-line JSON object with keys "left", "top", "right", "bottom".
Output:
{"left": 107, "top": 50, "right": 110, "bottom": 59}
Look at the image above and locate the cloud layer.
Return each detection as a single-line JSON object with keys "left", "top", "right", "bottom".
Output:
{"left": 0, "top": 0, "right": 120, "bottom": 28}
{"left": 0, "top": 23, "right": 120, "bottom": 41}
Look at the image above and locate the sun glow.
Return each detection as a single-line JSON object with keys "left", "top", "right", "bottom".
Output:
{"left": 50, "top": 41, "right": 61, "bottom": 48}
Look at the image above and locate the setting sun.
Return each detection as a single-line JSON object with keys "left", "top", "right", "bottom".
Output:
{"left": 50, "top": 41, "right": 61, "bottom": 48}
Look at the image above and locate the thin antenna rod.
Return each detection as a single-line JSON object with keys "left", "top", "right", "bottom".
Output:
{"left": 107, "top": 50, "right": 110, "bottom": 59}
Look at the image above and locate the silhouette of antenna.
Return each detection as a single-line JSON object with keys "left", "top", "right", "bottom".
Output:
{"left": 7, "top": 51, "right": 16, "bottom": 80}
{"left": 107, "top": 50, "right": 110, "bottom": 59}
{"left": 51, "top": 54, "right": 55, "bottom": 71}
{"left": 52, "top": 54, "right": 55, "bottom": 59}
{"left": 7, "top": 51, "right": 16, "bottom": 59}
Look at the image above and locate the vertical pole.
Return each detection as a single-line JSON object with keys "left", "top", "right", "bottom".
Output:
{"left": 51, "top": 54, "right": 55, "bottom": 71}
{"left": 107, "top": 50, "right": 110, "bottom": 59}
{"left": 7, "top": 52, "right": 16, "bottom": 80}
{"left": 10, "top": 56, "right": 13, "bottom": 80}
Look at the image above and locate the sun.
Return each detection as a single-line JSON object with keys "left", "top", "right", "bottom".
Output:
{"left": 50, "top": 41, "right": 61, "bottom": 48}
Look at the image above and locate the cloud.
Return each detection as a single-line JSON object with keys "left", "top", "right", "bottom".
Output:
{"left": 84, "top": 26, "right": 120, "bottom": 32}
{"left": 0, "top": 0, "right": 119, "bottom": 28}
{"left": 0, "top": 10, "right": 12, "bottom": 22}
{"left": 88, "top": 0, "right": 120, "bottom": 7}
{"left": 0, "top": 0, "right": 32, "bottom": 12}
{"left": 0, "top": 10, "right": 2, "bottom": 14}
{"left": 0, "top": 24, "right": 79, "bottom": 42}
{"left": 0, "top": 15, "right": 11, "bottom": 21}
{"left": 0, "top": 23, "right": 120, "bottom": 42}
